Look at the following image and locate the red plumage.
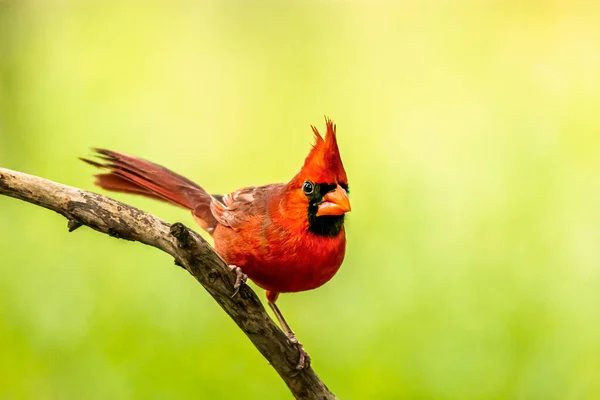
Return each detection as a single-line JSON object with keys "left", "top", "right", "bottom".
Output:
{"left": 81, "top": 117, "right": 350, "bottom": 369}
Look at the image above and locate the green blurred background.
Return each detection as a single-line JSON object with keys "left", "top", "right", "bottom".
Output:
{"left": 1, "top": 1, "right": 600, "bottom": 399}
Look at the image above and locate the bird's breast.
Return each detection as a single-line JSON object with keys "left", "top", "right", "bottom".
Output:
{"left": 214, "top": 224, "right": 346, "bottom": 294}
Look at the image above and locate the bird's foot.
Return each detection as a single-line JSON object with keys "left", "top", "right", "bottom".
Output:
{"left": 228, "top": 265, "right": 247, "bottom": 297}
{"left": 287, "top": 333, "right": 311, "bottom": 370}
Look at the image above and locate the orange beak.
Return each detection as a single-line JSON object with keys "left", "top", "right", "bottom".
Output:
{"left": 316, "top": 185, "right": 351, "bottom": 217}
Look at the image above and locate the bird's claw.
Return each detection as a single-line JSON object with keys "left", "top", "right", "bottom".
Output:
{"left": 295, "top": 342, "right": 311, "bottom": 370}
{"left": 287, "top": 333, "right": 311, "bottom": 370}
{"left": 229, "top": 265, "right": 247, "bottom": 297}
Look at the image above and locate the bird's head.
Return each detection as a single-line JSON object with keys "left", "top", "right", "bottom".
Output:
{"left": 286, "top": 117, "right": 350, "bottom": 236}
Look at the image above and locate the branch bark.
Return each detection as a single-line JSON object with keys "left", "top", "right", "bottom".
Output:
{"left": 0, "top": 167, "right": 337, "bottom": 400}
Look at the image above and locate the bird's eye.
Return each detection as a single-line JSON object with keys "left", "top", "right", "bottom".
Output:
{"left": 302, "top": 181, "right": 314, "bottom": 194}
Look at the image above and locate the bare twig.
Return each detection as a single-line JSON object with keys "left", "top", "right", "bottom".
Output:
{"left": 0, "top": 167, "right": 337, "bottom": 400}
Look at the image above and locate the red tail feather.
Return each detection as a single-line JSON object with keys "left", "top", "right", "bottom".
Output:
{"left": 81, "top": 149, "right": 218, "bottom": 233}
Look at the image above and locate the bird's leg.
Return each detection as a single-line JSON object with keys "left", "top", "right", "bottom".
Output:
{"left": 228, "top": 265, "right": 247, "bottom": 297}
{"left": 268, "top": 301, "right": 311, "bottom": 370}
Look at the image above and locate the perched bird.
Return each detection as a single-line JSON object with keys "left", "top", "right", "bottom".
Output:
{"left": 82, "top": 118, "right": 350, "bottom": 369}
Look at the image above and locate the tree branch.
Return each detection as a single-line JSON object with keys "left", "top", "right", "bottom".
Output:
{"left": 0, "top": 167, "right": 337, "bottom": 400}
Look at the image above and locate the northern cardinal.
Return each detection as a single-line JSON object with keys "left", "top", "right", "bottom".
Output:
{"left": 82, "top": 118, "right": 350, "bottom": 369}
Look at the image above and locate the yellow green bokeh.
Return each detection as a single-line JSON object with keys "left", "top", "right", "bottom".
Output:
{"left": 1, "top": 1, "right": 600, "bottom": 399}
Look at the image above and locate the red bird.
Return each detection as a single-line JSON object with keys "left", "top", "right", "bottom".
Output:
{"left": 82, "top": 118, "right": 350, "bottom": 369}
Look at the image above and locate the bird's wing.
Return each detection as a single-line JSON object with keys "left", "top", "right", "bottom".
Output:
{"left": 210, "top": 184, "right": 284, "bottom": 228}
